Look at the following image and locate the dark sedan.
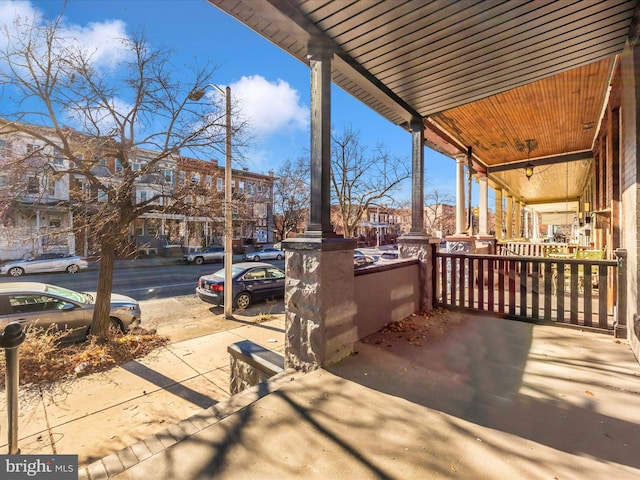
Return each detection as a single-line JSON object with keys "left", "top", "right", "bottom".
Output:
{"left": 196, "top": 262, "right": 285, "bottom": 310}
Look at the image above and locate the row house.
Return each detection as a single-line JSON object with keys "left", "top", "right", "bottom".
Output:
{"left": 0, "top": 122, "right": 276, "bottom": 260}
{"left": 0, "top": 125, "right": 75, "bottom": 259}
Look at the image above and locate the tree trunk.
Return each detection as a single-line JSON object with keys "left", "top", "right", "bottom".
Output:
{"left": 91, "top": 241, "right": 116, "bottom": 341}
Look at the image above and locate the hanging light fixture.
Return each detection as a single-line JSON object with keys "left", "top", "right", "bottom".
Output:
{"left": 525, "top": 163, "right": 534, "bottom": 180}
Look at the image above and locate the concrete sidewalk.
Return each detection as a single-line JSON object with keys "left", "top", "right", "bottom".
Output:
{"left": 82, "top": 314, "right": 640, "bottom": 480}
{"left": 3, "top": 312, "right": 639, "bottom": 479}
{"left": 0, "top": 316, "right": 286, "bottom": 467}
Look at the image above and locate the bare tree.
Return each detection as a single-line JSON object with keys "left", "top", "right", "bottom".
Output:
{"left": 424, "top": 189, "right": 455, "bottom": 236}
{"left": 272, "top": 157, "right": 309, "bottom": 241}
{"left": 0, "top": 11, "right": 247, "bottom": 339}
{"left": 330, "top": 126, "right": 410, "bottom": 238}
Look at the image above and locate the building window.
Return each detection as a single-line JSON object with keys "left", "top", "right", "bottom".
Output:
{"left": 97, "top": 189, "right": 108, "bottom": 202}
{"left": 45, "top": 175, "right": 55, "bottom": 195}
{"left": 132, "top": 162, "right": 140, "bottom": 171}
{"left": 238, "top": 181, "right": 245, "bottom": 194}
{"left": 54, "top": 157, "right": 64, "bottom": 166}
{"left": 49, "top": 217, "right": 61, "bottom": 228}
{"left": 191, "top": 173, "right": 200, "bottom": 184}
{"left": 205, "top": 175, "right": 212, "bottom": 187}
{"left": 115, "top": 160, "right": 123, "bottom": 172}
{"left": 27, "top": 177, "right": 39, "bottom": 194}
{"left": 217, "top": 178, "right": 223, "bottom": 191}
{"left": 140, "top": 191, "right": 148, "bottom": 202}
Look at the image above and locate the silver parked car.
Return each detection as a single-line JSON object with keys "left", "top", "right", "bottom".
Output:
{"left": 183, "top": 246, "right": 225, "bottom": 265}
{"left": 243, "top": 247, "right": 284, "bottom": 261}
{"left": 0, "top": 282, "right": 142, "bottom": 341}
{"left": 0, "top": 253, "right": 89, "bottom": 277}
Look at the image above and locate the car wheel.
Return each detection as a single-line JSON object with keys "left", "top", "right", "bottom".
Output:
{"left": 253, "top": 256, "right": 260, "bottom": 262}
{"left": 234, "top": 292, "right": 251, "bottom": 310}
{"left": 194, "top": 257, "right": 204, "bottom": 265}
{"left": 67, "top": 264, "right": 80, "bottom": 274}
{"left": 8, "top": 267, "right": 24, "bottom": 277}
{"left": 109, "top": 317, "right": 125, "bottom": 334}
{"left": 276, "top": 254, "right": 283, "bottom": 260}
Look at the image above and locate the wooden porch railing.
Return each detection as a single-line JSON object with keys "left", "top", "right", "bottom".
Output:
{"left": 433, "top": 250, "right": 624, "bottom": 331}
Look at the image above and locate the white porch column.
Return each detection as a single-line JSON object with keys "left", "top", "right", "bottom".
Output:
{"left": 515, "top": 201, "right": 522, "bottom": 238}
{"left": 478, "top": 174, "right": 488, "bottom": 236}
{"left": 523, "top": 207, "right": 529, "bottom": 239}
{"left": 533, "top": 212, "right": 540, "bottom": 240}
{"left": 495, "top": 188, "right": 503, "bottom": 238}
{"left": 506, "top": 194, "right": 513, "bottom": 239}
{"left": 455, "top": 154, "right": 466, "bottom": 235}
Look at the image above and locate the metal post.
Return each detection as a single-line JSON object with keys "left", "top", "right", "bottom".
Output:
{"left": 0, "top": 322, "right": 26, "bottom": 454}
{"left": 223, "top": 86, "right": 233, "bottom": 319}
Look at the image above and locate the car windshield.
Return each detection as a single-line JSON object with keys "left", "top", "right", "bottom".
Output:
{"left": 212, "top": 266, "right": 246, "bottom": 279}
{"left": 44, "top": 284, "right": 89, "bottom": 304}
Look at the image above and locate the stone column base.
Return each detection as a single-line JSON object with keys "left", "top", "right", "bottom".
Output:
{"left": 398, "top": 234, "right": 439, "bottom": 312}
{"left": 282, "top": 237, "right": 357, "bottom": 372}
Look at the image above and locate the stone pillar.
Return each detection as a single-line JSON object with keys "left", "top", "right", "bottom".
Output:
{"left": 398, "top": 237, "right": 439, "bottom": 312}
{"left": 505, "top": 194, "right": 513, "bottom": 239}
{"left": 478, "top": 174, "right": 488, "bottom": 236}
{"left": 455, "top": 154, "right": 466, "bottom": 235}
{"left": 515, "top": 201, "right": 522, "bottom": 238}
{"left": 409, "top": 118, "right": 425, "bottom": 234}
{"left": 495, "top": 188, "right": 503, "bottom": 239}
{"left": 283, "top": 238, "right": 356, "bottom": 371}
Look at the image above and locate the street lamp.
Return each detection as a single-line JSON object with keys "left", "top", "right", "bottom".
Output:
{"left": 190, "top": 84, "right": 234, "bottom": 318}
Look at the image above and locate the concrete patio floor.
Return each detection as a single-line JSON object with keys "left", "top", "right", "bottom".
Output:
{"left": 91, "top": 312, "right": 639, "bottom": 479}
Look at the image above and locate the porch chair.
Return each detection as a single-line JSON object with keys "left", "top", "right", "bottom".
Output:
{"left": 575, "top": 248, "right": 606, "bottom": 292}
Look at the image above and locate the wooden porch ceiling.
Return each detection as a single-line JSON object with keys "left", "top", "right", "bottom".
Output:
{"left": 208, "top": 0, "right": 638, "bottom": 208}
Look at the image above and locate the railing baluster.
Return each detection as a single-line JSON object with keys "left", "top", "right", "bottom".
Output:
{"left": 458, "top": 256, "right": 465, "bottom": 308}
{"left": 599, "top": 264, "right": 608, "bottom": 328}
{"left": 556, "top": 261, "right": 565, "bottom": 323}
{"left": 520, "top": 260, "right": 528, "bottom": 317}
{"left": 532, "top": 261, "right": 540, "bottom": 319}
{"left": 544, "top": 262, "right": 552, "bottom": 322}
{"left": 584, "top": 264, "right": 593, "bottom": 326}
{"left": 508, "top": 259, "right": 516, "bottom": 316}
{"left": 498, "top": 259, "right": 505, "bottom": 314}
{"left": 487, "top": 258, "right": 494, "bottom": 312}
{"left": 467, "top": 258, "right": 475, "bottom": 308}
{"left": 570, "top": 263, "right": 579, "bottom": 324}
{"left": 478, "top": 258, "right": 485, "bottom": 311}
{"left": 451, "top": 256, "right": 457, "bottom": 306}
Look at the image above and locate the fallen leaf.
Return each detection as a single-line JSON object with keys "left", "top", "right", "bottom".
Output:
{"left": 585, "top": 390, "right": 594, "bottom": 397}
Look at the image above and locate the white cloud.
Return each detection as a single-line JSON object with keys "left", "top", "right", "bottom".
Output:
{"left": 0, "top": 1, "right": 132, "bottom": 70}
{"left": 230, "top": 75, "right": 309, "bottom": 138}
{"left": 58, "top": 19, "right": 132, "bottom": 70}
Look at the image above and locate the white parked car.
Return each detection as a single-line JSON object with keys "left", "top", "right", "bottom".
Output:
{"left": 244, "top": 247, "right": 284, "bottom": 261}
{"left": 0, "top": 253, "right": 89, "bottom": 277}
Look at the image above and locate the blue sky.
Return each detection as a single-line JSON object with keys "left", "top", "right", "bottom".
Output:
{"left": 1, "top": 0, "right": 467, "bottom": 203}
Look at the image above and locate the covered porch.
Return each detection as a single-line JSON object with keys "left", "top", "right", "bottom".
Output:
{"left": 209, "top": 0, "right": 640, "bottom": 370}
